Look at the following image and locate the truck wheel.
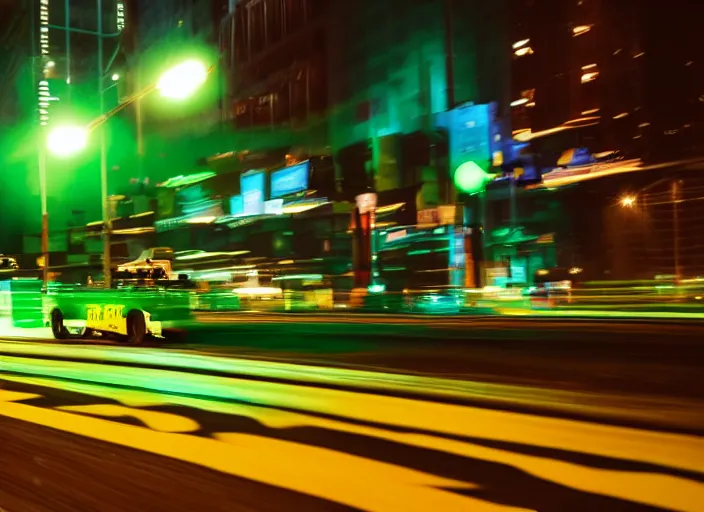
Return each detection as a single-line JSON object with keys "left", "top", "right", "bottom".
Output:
{"left": 126, "top": 310, "right": 146, "bottom": 345}
{"left": 51, "top": 309, "right": 69, "bottom": 340}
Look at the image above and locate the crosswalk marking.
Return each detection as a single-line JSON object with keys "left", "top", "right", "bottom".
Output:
{"left": 58, "top": 404, "right": 201, "bottom": 433}
{"left": 0, "top": 389, "right": 41, "bottom": 402}
{"left": 0, "top": 399, "right": 511, "bottom": 511}
{"left": 2, "top": 373, "right": 703, "bottom": 511}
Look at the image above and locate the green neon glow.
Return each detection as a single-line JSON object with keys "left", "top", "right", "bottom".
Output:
{"left": 157, "top": 60, "right": 208, "bottom": 100}
{"left": 272, "top": 274, "right": 324, "bottom": 281}
{"left": 159, "top": 171, "right": 215, "bottom": 189}
{"left": 46, "top": 125, "right": 89, "bottom": 157}
{"left": 454, "top": 161, "right": 489, "bottom": 194}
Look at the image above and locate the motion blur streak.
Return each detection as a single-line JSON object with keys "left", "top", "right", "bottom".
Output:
{"left": 58, "top": 404, "right": 200, "bottom": 433}
{"left": 26, "top": 378, "right": 694, "bottom": 511}
{"left": 2, "top": 358, "right": 704, "bottom": 510}
{"left": 3, "top": 354, "right": 704, "bottom": 473}
{"left": 0, "top": 386, "right": 505, "bottom": 511}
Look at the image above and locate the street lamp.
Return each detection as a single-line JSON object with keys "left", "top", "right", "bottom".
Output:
{"left": 617, "top": 179, "right": 683, "bottom": 282}
{"left": 156, "top": 60, "right": 208, "bottom": 100}
{"left": 619, "top": 195, "right": 636, "bottom": 208}
{"left": 46, "top": 125, "right": 89, "bottom": 157}
{"left": 42, "top": 60, "right": 210, "bottom": 287}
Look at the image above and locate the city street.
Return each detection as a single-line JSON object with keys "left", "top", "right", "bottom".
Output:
{"left": 0, "top": 0, "right": 701, "bottom": 509}
{"left": 186, "top": 314, "right": 704, "bottom": 402}
{"left": 1, "top": 357, "right": 704, "bottom": 511}
{"left": 3, "top": 314, "right": 704, "bottom": 409}
{"left": 1, "top": 314, "right": 704, "bottom": 510}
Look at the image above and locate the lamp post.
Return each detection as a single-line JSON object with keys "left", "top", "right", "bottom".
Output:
{"left": 39, "top": 144, "right": 48, "bottom": 287}
{"left": 619, "top": 177, "right": 683, "bottom": 282}
{"left": 44, "top": 59, "right": 210, "bottom": 287}
{"left": 96, "top": 0, "right": 111, "bottom": 287}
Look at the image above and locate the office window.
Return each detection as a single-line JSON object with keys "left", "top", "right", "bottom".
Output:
{"left": 266, "top": 0, "right": 283, "bottom": 43}
{"left": 285, "top": 0, "right": 304, "bottom": 33}
{"left": 234, "top": 6, "right": 249, "bottom": 62}
{"left": 249, "top": 0, "right": 266, "bottom": 54}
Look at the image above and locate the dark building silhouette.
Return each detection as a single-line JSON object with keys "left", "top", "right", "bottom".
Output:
{"left": 509, "top": 0, "right": 704, "bottom": 163}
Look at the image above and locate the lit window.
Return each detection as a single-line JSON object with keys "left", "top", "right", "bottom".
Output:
{"left": 512, "top": 38, "right": 533, "bottom": 57}
{"left": 511, "top": 88, "right": 535, "bottom": 108}
{"left": 512, "top": 38, "right": 530, "bottom": 50}
{"left": 581, "top": 71, "right": 599, "bottom": 83}
{"left": 515, "top": 46, "right": 534, "bottom": 57}
{"left": 573, "top": 25, "right": 593, "bottom": 36}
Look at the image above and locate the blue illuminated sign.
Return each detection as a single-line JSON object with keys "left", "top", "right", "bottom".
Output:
{"left": 241, "top": 171, "right": 265, "bottom": 215}
{"left": 271, "top": 161, "right": 309, "bottom": 198}
{"left": 230, "top": 195, "right": 244, "bottom": 216}
{"left": 450, "top": 103, "right": 491, "bottom": 175}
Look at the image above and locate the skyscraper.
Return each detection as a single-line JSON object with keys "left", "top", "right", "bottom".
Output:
{"left": 509, "top": 0, "right": 704, "bottom": 164}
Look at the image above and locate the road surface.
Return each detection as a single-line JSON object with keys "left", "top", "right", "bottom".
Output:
{"left": 185, "top": 315, "right": 704, "bottom": 401}
{"left": 1, "top": 364, "right": 703, "bottom": 511}
{"left": 3, "top": 315, "right": 703, "bottom": 402}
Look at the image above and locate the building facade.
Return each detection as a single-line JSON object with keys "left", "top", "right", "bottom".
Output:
{"left": 484, "top": 0, "right": 704, "bottom": 284}
{"left": 0, "top": 0, "right": 123, "bottom": 256}
{"left": 219, "top": 0, "right": 331, "bottom": 155}
{"left": 509, "top": 0, "right": 704, "bottom": 163}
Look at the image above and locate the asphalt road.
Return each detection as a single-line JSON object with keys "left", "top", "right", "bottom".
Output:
{"left": 179, "top": 314, "right": 704, "bottom": 401}
{"left": 2, "top": 369, "right": 703, "bottom": 511}
{"left": 4, "top": 314, "right": 703, "bottom": 402}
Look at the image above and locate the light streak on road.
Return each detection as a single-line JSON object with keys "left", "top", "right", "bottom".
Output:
{"left": 1, "top": 368, "right": 703, "bottom": 511}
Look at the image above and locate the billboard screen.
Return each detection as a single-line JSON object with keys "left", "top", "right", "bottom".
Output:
{"left": 241, "top": 171, "right": 265, "bottom": 215}
{"left": 271, "top": 161, "right": 309, "bottom": 198}
{"left": 230, "top": 195, "right": 244, "bottom": 216}
{"left": 449, "top": 103, "right": 491, "bottom": 175}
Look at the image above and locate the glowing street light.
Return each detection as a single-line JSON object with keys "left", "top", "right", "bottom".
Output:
{"left": 620, "top": 195, "right": 636, "bottom": 208}
{"left": 156, "top": 60, "right": 208, "bottom": 100}
{"left": 454, "top": 161, "right": 491, "bottom": 195}
{"left": 111, "top": 73, "right": 120, "bottom": 81}
{"left": 46, "top": 125, "right": 89, "bottom": 157}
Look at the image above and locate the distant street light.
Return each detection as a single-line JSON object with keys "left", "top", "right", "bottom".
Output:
{"left": 46, "top": 125, "right": 89, "bottom": 157}
{"left": 620, "top": 195, "right": 636, "bottom": 208}
{"left": 156, "top": 60, "right": 208, "bottom": 100}
{"left": 40, "top": 58, "right": 211, "bottom": 287}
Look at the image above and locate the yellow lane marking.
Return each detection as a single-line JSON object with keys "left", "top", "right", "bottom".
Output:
{"left": 3, "top": 375, "right": 703, "bottom": 511}
{"left": 215, "top": 433, "right": 529, "bottom": 512}
{"left": 57, "top": 405, "right": 200, "bottom": 433}
{"left": 3, "top": 356, "right": 704, "bottom": 477}
{"left": 224, "top": 404, "right": 704, "bottom": 512}
{"left": 0, "top": 390, "right": 41, "bottom": 402}
{"left": 0, "top": 400, "right": 503, "bottom": 512}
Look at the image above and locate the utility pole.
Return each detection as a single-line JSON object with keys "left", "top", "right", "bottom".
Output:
{"left": 65, "top": 0, "right": 71, "bottom": 98}
{"left": 39, "top": 140, "right": 49, "bottom": 286}
{"left": 97, "top": 0, "right": 111, "bottom": 288}
{"left": 135, "top": 71, "right": 144, "bottom": 181}
{"left": 672, "top": 180, "right": 681, "bottom": 283}
{"left": 32, "top": 0, "right": 50, "bottom": 287}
